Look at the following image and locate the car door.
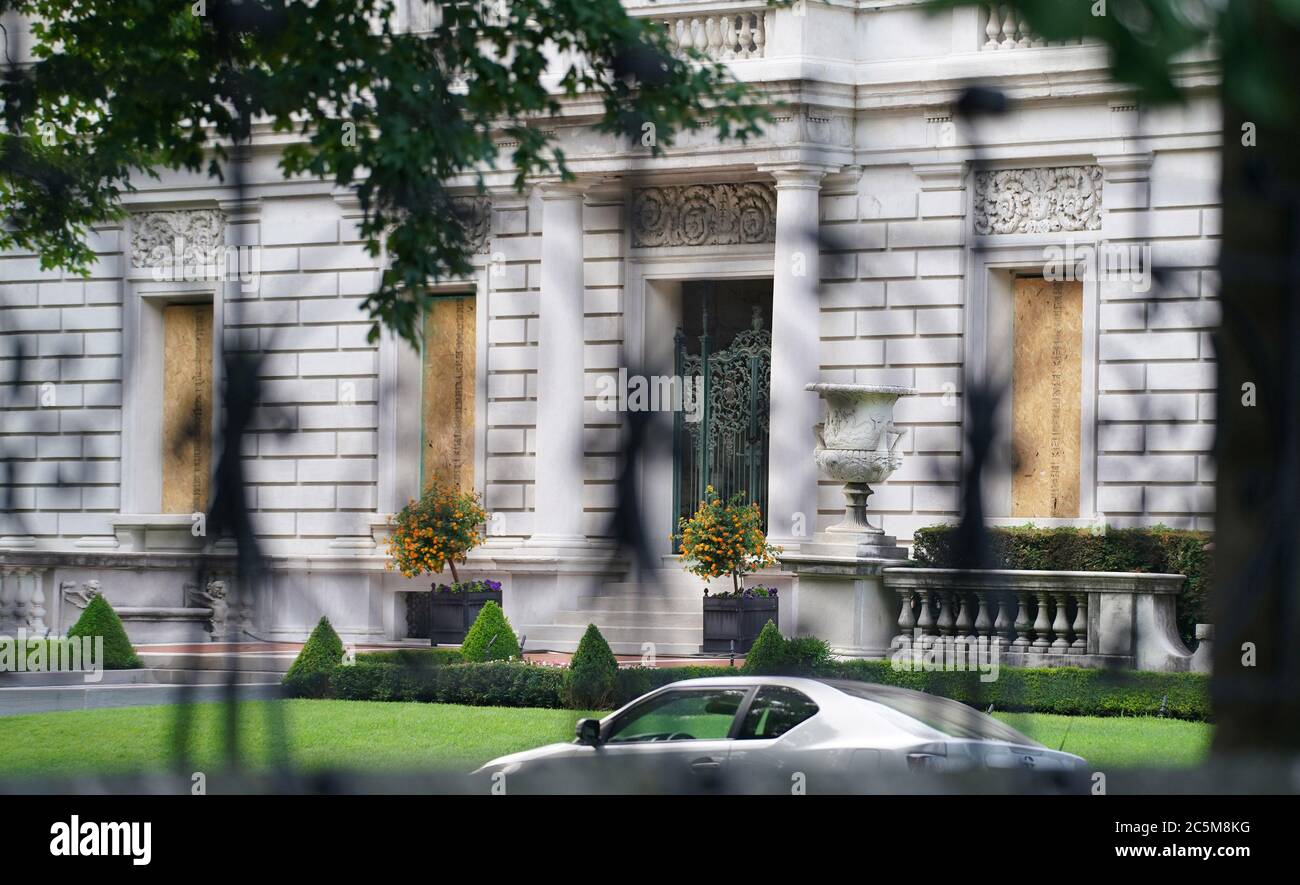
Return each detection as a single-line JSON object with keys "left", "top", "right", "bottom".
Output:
{"left": 727, "top": 685, "right": 824, "bottom": 792}
{"left": 588, "top": 686, "right": 752, "bottom": 792}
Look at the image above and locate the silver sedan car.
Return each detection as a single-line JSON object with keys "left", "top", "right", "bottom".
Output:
{"left": 474, "top": 676, "right": 1088, "bottom": 794}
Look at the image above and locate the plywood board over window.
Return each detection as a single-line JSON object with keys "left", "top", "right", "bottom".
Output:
{"left": 422, "top": 294, "right": 477, "bottom": 492}
{"left": 1011, "top": 277, "right": 1082, "bottom": 518}
{"left": 161, "top": 303, "right": 213, "bottom": 514}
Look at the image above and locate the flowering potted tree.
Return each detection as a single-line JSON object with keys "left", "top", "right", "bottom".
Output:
{"left": 677, "top": 486, "right": 781, "bottom": 653}
{"left": 387, "top": 480, "right": 499, "bottom": 645}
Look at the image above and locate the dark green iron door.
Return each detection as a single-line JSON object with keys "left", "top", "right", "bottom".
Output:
{"left": 673, "top": 288, "right": 772, "bottom": 532}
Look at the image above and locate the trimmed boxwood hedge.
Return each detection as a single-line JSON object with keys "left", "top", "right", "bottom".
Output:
{"left": 355, "top": 648, "right": 463, "bottom": 667}
{"left": 819, "top": 660, "right": 1209, "bottom": 721}
{"left": 331, "top": 661, "right": 568, "bottom": 708}
{"left": 282, "top": 616, "right": 345, "bottom": 698}
{"left": 67, "top": 595, "right": 141, "bottom": 669}
{"left": 910, "top": 523, "right": 1213, "bottom": 646}
{"left": 301, "top": 657, "right": 1210, "bottom": 721}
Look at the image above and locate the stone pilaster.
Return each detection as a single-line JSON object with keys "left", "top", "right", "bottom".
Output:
{"left": 526, "top": 181, "right": 588, "bottom": 548}
{"left": 764, "top": 166, "right": 827, "bottom": 549}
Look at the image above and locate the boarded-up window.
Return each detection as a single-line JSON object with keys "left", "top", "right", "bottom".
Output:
{"left": 421, "top": 295, "right": 476, "bottom": 491}
{"left": 161, "top": 303, "right": 213, "bottom": 514}
{"left": 1011, "top": 278, "right": 1082, "bottom": 518}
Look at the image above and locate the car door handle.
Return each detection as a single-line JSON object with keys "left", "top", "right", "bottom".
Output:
{"left": 690, "top": 757, "right": 721, "bottom": 772}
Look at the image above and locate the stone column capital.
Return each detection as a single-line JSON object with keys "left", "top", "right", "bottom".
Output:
{"left": 531, "top": 177, "right": 591, "bottom": 200}
{"left": 761, "top": 164, "right": 838, "bottom": 189}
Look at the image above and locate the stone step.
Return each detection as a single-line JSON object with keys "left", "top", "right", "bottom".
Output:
{"left": 572, "top": 594, "right": 703, "bottom": 614}
{"left": 0, "top": 667, "right": 286, "bottom": 688}
{"left": 521, "top": 623, "right": 702, "bottom": 656}
{"left": 596, "top": 583, "right": 703, "bottom": 599}
{"left": 0, "top": 682, "right": 284, "bottom": 717}
{"left": 551, "top": 608, "right": 702, "bottom": 628}
{"left": 136, "top": 652, "right": 296, "bottom": 673}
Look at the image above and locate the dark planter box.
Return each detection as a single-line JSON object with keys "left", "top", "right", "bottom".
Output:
{"left": 701, "top": 595, "right": 779, "bottom": 654}
{"left": 406, "top": 590, "right": 503, "bottom": 645}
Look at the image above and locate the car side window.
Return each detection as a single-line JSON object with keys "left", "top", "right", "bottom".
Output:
{"left": 605, "top": 689, "right": 749, "bottom": 743}
{"left": 737, "top": 687, "right": 819, "bottom": 740}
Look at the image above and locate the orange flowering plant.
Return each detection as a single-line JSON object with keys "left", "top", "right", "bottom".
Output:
{"left": 387, "top": 480, "right": 487, "bottom": 586}
{"left": 677, "top": 486, "right": 780, "bottom": 594}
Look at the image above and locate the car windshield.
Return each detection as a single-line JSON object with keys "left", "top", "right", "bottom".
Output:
{"left": 823, "top": 680, "right": 1042, "bottom": 746}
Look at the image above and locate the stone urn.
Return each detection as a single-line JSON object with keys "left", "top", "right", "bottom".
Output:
{"left": 806, "top": 383, "right": 916, "bottom": 535}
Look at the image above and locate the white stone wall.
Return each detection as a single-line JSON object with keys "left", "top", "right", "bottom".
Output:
{"left": 0, "top": 226, "right": 125, "bottom": 542}
{"left": 0, "top": 2, "right": 1223, "bottom": 562}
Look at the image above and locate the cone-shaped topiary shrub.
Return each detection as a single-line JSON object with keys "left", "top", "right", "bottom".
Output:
{"left": 460, "top": 601, "right": 521, "bottom": 662}
{"left": 283, "top": 616, "right": 345, "bottom": 697}
{"left": 742, "top": 620, "right": 785, "bottom": 674}
{"left": 67, "top": 594, "right": 141, "bottom": 669}
{"left": 568, "top": 623, "right": 619, "bottom": 709}
{"left": 743, "top": 621, "right": 831, "bottom": 674}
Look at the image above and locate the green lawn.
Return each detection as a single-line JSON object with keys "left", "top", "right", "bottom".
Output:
{"left": 995, "top": 712, "right": 1212, "bottom": 769}
{"left": 0, "top": 700, "right": 1211, "bottom": 778}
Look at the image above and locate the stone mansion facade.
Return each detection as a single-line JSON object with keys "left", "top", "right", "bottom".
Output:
{"left": 0, "top": 2, "right": 1220, "bottom": 653}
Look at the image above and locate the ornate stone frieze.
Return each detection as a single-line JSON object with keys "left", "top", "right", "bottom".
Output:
{"left": 631, "top": 182, "right": 777, "bottom": 248}
{"left": 451, "top": 196, "right": 492, "bottom": 253}
{"left": 973, "top": 165, "right": 1103, "bottom": 235}
{"left": 130, "top": 209, "right": 227, "bottom": 268}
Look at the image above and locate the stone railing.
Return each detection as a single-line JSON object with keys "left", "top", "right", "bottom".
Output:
{"left": 883, "top": 568, "right": 1211, "bottom": 673}
{"left": 642, "top": 8, "right": 771, "bottom": 61}
{"left": 395, "top": 2, "right": 768, "bottom": 61}
{"left": 0, "top": 565, "right": 49, "bottom": 635}
{"left": 981, "top": 4, "right": 1083, "bottom": 50}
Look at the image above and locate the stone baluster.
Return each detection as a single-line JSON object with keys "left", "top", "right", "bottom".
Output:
{"left": 12, "top": 567, "right": 30, "bottom": 633}
{"left": 984, "top": 5, "right": 1003, "bottom": 49}
{"left": 1030, "top": 590, "right": 1052, "bottom": 651}
{"left": 1015, "top": 11, "right": 1032, "bottom": 47}
{"left": 896, "top": 591, "right": 917, "bottom": 646}
{"left": 27, "top": 568, "right": 47, "bottom": 636}
{"left": 974, "top": 591, "right": 993, "bottom": 651}
{"left": 707, "top": 17, "right": 724, "bottom": 58}
{"left": 955, "top": 592, "right": 976, "bottom": 645}
{"left": 993, "top": 593, "right": 1011, "bottom": 649}
{"left": 752, "top": 13, "right": 766, "bottom": 58}
{"left": 0, "top": 568, "right": 12, "bottom": 633}
{"left": 1070, "top": 594, "right": 1088, "bottom": 654}
{"left": 1000, "top": 6, "right": 1019, "bottom": 49}
{"left": 936, "top": 590, "right": 957, "bottom": 641}
{"left": 916, "top": 589, "right": 935, "bottom": 639}
{"left": 1050, "top": 591, "right": 1071, "bottom": 653}
{"left": 1012, "top": 591, "right": 1031, "bottom": 651}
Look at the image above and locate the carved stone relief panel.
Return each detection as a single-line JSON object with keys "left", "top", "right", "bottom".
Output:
{"left": 631, "top": 182, "right": 777, "bottom": 248}
{"left": 974, "top": 166, "right": 1102, "bottom": 235}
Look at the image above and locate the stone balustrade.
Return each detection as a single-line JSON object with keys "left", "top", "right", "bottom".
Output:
{"left": 645, "top": 8, "right": 770, "bottom": 61}
{"left": 981, "top": 4, "right": 1083, "bottom": 50}
{"left": 0, "top": 565, "right": 49, "bottom": 636}
{"left": 883, "top": 568, "right": 1210, "bottom": 673}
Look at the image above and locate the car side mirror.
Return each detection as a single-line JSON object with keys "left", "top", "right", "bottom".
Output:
{"left": 575, "top": 718, "right": 602, "bottom": 746}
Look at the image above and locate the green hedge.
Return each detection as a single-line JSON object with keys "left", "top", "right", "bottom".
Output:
{"left": 820, "top": 660, "right": 1210, "bottom": 721}
{"left": 910, "top": 524, "right": 1213, "bottom": 646}
{"left": 331, "top": 661, "right": 569, "bottom": 708}
{"left": 355, "top": 648, "right": 463, "bottom": 667}
{"left": 289, "top": 653, "right": 1211, "bottom": 722}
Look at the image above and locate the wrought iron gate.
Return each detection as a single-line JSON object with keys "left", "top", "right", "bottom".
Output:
{"left": 673, "top": 300, "right": 772, "bottom": 531}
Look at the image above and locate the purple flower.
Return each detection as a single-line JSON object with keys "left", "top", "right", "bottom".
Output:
{"left": 485, "top": 579, "right": 502, "bottom": 591}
